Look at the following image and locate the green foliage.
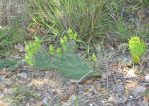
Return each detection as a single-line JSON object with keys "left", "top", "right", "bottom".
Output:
{"left": 128, "top": 36, "right": 146, "bottom": 64}
{"left": 107, "top": 0, "right": 149, "bottom": 42}
{"left": 33, "top": 50, "right": 55, "bottom": 70}
{"left": 0, "top": 27, "right": 21, "bottom": 56}
{"left": 0, "top": 59, "right": 19, "bottom": 71}
{"left": 74, "top": 95, "right": 79, "bottom": 106}
{"left": 28, "top": 0, "right": 113, "bottom": 42}
{"left": 56, "top": 48, "right": 63, "bottom": 58}
{"left": 6, "top": 85, "right": 39, "bottom": 105}
{"left": 115, "top": 18, "right": 132, "bottom": 42}
{"left": 144, "top": 89, "right": 149, "bottom": 96}
{"left": 49, "top": 28, "right": 78, "bottom": 57}
{"left": 25, "top": 37, "right": 41, "bottom": 66}
{"left": 91, "top": 53, "right": 97, "bottom": 62}
{"left": 0, "top": 1, "right": 27, "bottom": 55}
{"left": 49, "top": 45, "right": 55, "bottom": 55}
{"left": 33, "top": 51, "right": 92, "bottom": 79}
{"left": 57, "top": 53, "right": 92, "bottom": 79}
{"left": 25, "top": 29, "right": 92, "bottom": 79}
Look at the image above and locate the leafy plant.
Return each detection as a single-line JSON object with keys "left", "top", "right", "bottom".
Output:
{"left": 91, "top": 53, "right": 97, "bottom": 62}
{"left": 25, "top": 36, "right": 41, "bottom": 66}
{"left": 25, "top": 29, "right": 92, "bottom": 79}
{"left": 128, "top": 36, "right": 146, "bottom": 64}
{"left": 49, "top": 28, "right": 78, "bottom": 56}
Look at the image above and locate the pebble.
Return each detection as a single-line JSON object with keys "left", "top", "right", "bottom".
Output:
{"left": 18, "top": 72, "right": 27, "bottom": 79}
{"left": 3, "top": 88, "right": 13, "bottom": 95}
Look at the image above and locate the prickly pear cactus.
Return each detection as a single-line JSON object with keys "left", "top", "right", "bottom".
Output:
{"left": 57, "top": 53, "right": 92, "bottom": 79}
{"left": 25, "top": 29, "right": 93, "bottom": 79}
{"left": 32, "top": 50, "right": 92, "bottom": 79}
{"left": 128, "top": 36, "right": 146, "bottom": 64}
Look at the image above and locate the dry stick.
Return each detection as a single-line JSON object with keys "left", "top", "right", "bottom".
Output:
{"left": 106, "top": 66, "right": 109, "bottom": 90}
{"left": 139, "top": 59, "right": 145, "bottom": 72}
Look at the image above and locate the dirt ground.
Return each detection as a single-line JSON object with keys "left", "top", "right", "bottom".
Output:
{"left": 0, "top": 43, "right": 149, "bottom": 106}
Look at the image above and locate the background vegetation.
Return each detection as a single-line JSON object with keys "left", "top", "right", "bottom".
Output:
{"left": 0, "top": 0, "right": 148, "bottom": 72}
{"left": 0, "top": 0, "right": 149, "bottom": 105}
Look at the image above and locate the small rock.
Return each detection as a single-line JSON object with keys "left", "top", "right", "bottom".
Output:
{"left": 132, "top": 86, "right": 146, "bottom": 97}
{"left": 14, "top": 43, "right": 25, "bottom": 52}
{"left": 3, "top": 88, "right": 13, "bottom": 95}
{"left": 145, "top": 74, "right": 149, "bottom": 81}
{"left": 42, "top": 96, "right": 48, "bottom": 105}
{"left": 89, "top": 103, "right": 93, "bottom": 106}
{"left": 0, "top": 76, "right": 5, "bottom": 81}
{"left": 18, "top": 72, "right": 27, "bottom": 79}
{"left": 108, "top": 95, "right": 114, "bottom": 101}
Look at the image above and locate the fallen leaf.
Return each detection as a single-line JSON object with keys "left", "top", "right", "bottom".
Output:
{"left": 81, "top": 79, "right": 93, "bottom": 84}
{"left": 61, "top": 95, "right": 70, "bottom": 102}
{"left": 126, "top": 68, "right": 138, "bottom": 78}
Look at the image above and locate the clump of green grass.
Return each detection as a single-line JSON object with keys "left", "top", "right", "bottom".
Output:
{"left": 0, "top": 0, "right": 28, "bottom": 56}
{"left": 107, "top": 0, "right": 149, "bottom": 42}
{"left": 27, "top": 0, "right": 147, "bottom": 44}
{"left": 28, "top": 0, "right": 114, "bottom": 43}
{"left": 5, "top": 85, "right": 39, "bottom": 105}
